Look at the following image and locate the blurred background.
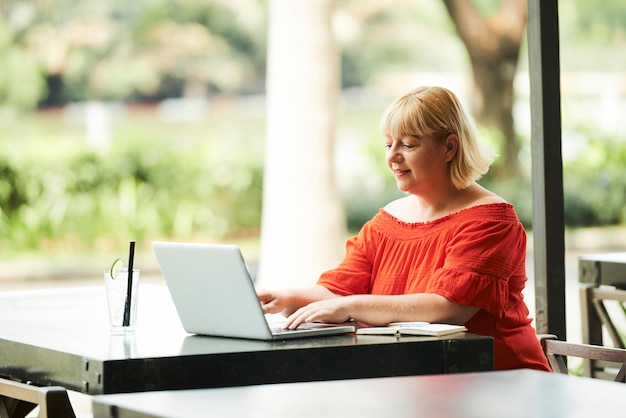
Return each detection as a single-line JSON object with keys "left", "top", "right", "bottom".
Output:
{"left": 0, "top": 0, "right": 625, "bottom": 290}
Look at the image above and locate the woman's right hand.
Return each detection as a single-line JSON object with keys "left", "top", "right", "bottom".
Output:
{"left": 257, "top": 288, "right": 291, "bottom": 315}
{"left": 257, "top": 285, "right": 338, "bottom": 318}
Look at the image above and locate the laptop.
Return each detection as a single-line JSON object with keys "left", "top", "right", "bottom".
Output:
{"left": 152, "top": 241, "right": 355, "bottom": 340}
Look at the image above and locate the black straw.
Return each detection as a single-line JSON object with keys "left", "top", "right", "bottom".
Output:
{"left": 123, "top": 240, "right": 136, "bottom": 327}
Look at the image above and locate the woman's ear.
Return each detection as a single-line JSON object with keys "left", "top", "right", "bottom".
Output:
{"left": 445, "top": 134, "right": 459, "bottom": 161}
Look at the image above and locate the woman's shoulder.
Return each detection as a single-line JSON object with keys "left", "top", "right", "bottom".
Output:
{"left": 465, "top": 183, "right": 507, "bottom": 205}
{"left": 468, "top": 195, "right": 508, "bottom": 209}
{"left": 383, "top": 195, "right": 412, "bottom": 213}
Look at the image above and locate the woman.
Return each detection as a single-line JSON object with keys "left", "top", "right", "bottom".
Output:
{"left": 257, "top": 86, "right": 551, "bottom": 371}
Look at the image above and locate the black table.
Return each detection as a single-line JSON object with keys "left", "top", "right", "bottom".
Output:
{"left": 92, "top": 369, "right": 624, "bottom": 418}
{"left": 0, "top": 284, "right": 492, "bottom": 396}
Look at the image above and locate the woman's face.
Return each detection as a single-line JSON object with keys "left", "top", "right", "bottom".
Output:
{"left": 384, "top": 133, "right": 452, "bottom": 195}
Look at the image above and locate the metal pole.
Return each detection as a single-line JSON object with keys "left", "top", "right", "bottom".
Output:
{"left": 527, "top": 0, "right": 566, "bottom": 338}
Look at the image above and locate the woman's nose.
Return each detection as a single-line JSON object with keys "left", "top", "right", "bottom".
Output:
{"left": 387, "top": 146, "right": 402, "bottom": 162}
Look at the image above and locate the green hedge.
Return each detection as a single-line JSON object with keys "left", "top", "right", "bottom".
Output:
{"left": 463, "top": 132, "right": 626, "bottom": 229}
{"left": 0, "top": 135, "right": 263, "bottom": 251}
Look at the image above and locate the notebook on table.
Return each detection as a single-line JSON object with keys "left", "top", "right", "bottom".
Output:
{"left": 356, "top": 322, "right": 467, "bottom": 337}
{"left": 152, "top": 241, "right": 355, "bottom": 340}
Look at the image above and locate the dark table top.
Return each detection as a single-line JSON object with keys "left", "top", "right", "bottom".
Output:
{"left": 578, "top": 252, "right": 626, "bottom": 288}
{"left": 92, "top": 369, "right": 625, "bottom": 418}
{"left": 0, "top": 285, "right": 493, "bottom": 395}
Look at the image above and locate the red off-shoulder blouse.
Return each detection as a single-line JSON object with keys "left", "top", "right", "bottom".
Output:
{"left": 317, "top": 203, "right": 551, "bottom": 371}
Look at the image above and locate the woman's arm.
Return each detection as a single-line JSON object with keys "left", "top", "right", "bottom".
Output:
{"left": 284, "top": 292, "right": 479, "bottom": 329}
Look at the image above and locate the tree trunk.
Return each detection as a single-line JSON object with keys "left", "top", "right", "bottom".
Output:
{"left": 443, "top": 0, "right": 528, "bottom": 178}
{"left": 257, "top": 0, "right": 346, "bottom": 288}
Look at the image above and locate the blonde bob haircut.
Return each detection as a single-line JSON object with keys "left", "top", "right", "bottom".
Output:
{"left": 379, "top": 86, "right": 496, "bottom": 190}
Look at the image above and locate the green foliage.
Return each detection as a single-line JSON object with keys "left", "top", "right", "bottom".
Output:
{"left": 343, "top": 186, "right": 403, "bottom": 232}
{"left": 563, "top": 132, "right": 626, "bottom": 227}
{"left": 1, "top": 0, "right": 625, "bottom": 253}
{"left": 1, "top": 0, "right": 266, "bottom": 105}
{"left": 559, "top": 1, "right": 626, "bottom": 71}
{"left": 0, "top": 17, "right": 47, "bottom": 110}
{"left": 0, "top": 111, "right": 264, "bottom": 252}
{"left": 562, "top": 0, "right": 626, "bottom": 44}
{"left": 481, "top": 129, "right": 626, "bottom": 229}
{"left": 339, "top": 1, "right": 466, "bottom": 87}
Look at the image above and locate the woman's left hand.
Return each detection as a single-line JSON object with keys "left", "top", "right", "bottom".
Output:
{"left": 284, "top": 298, "right": 352, "bottom": 329}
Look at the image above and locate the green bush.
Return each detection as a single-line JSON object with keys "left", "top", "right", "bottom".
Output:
{"left": 0, "top": 131, "right": 264, "bottom": 252}
{"left": 562, "top": 133, "right": 626, "bottom": 226}
{"left": 482, "top": 132, "right": 626, "bottom": 229}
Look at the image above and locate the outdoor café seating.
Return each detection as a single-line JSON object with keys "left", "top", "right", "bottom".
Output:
{"left": 539, "top": 334, "right": 626, "bottom": 382}
{"left": 0, "top": 377, "right": 75, "bottom": 418}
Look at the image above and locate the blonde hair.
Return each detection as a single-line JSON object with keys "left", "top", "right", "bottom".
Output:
{"left": 379, "top": 86, "right": 496, "bottom": 189}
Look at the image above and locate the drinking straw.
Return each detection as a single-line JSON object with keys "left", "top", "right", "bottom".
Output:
{"left": 123, "top": 240, "right": 136, "bottom": 327}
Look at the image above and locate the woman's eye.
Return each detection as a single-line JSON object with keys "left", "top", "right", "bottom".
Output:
{"left": 402, "top": 143, "right": 415, "bottom": 149}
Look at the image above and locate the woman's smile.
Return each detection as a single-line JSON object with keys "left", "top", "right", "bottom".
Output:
{"left": 393, "top": 169, "right": 410, "bottom": 178}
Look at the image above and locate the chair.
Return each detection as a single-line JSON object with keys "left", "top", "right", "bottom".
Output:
{"left": 538, "top": 334, "right": 626, "bottom": 383}
{"left": 0, "top": 377, "right": 76, "bottom": 418}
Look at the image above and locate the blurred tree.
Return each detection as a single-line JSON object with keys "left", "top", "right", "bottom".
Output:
{"left": 0, "top": 15, "right": 47, "bottom": 111}
{"left": 121, "top": 0, "right": 265, "bottom": 99}
{"left": 257, "top": 0, "right": 346, "bottom": 288}
{"left": 559, "top": 0, "right": 626, "bottom": 71}
{"left": 574, "top": 0, "right": 626, "bottom": 43}
{"left": 5, "top": 0, "right": 266, "bottom": 104}
{"left": 443, "top": 0, "right": 528, "bottom": 178}
{"left": 337, "top": 0, "right": 466, "bottom": 88}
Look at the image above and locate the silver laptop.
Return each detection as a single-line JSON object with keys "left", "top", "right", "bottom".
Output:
{"left": 152, "top": 241, "right": 355, "bottom": 340}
